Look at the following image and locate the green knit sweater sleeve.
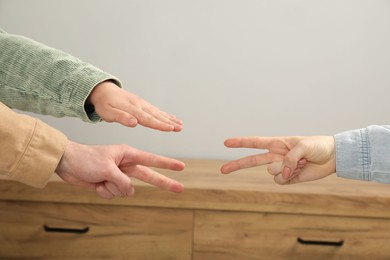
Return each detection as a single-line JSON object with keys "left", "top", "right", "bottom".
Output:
{"left": 0, "top": 28, "right": 122, "bottom": 122}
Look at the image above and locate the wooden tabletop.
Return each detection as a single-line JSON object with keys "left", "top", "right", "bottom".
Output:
{"left": 0, "top": 159, "right": 389, "bottom": 218}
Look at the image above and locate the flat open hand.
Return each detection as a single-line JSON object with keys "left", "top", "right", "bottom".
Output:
{"left": 88, "top": 81, "right": 183, "bottom": 132}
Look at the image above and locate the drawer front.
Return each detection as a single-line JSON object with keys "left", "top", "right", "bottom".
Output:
{"left": 194, "top": 210, "right": 390, "bottom": 260}
{"left": 0, "top": 201, "right": 192, "bottom": 259}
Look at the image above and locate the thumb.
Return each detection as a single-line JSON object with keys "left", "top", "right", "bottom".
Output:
{"left": 281, "top": 141, "right": 307, "bottom": 179}
{"left": 113, "top": 110, "right": 138, "bottom": 128}
{"left": 99, "top": 107, "right": 138, "bottom": 128}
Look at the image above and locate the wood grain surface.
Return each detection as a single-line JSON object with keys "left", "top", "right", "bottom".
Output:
{"left": 0, "top": 159, "right": 389, "bottom": 218}
{"left": 0, "top": 201, "right": 192, "bottom": 259}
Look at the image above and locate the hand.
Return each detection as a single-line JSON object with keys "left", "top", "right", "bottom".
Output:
{"left": 88, "top": 81, "right": 183, "bottom": 132}
{"left": 55, "top": 141, "right": 185, "bottom": 199}
{"left": 220, "top": 136, "right": 336, "bottom": 184}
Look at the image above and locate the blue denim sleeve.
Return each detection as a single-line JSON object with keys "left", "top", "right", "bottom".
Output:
{"left": 335, "top": 125, "right": 390, "bottom": 184}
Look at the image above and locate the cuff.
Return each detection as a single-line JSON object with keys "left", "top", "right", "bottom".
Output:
{"left": 334, "top": 128, "right": 369, "bottom": 181}
{"left": 10, "top": 119, "right": 68, "bottom": 188}
{"left": 64, "top": 64, "right": 122, "bottom": 123}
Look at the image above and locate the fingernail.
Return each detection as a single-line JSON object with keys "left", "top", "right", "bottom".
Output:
{"left": 127, "top": 187, "right": 135, "bottom": 196}
{"left": 282, "top": 167, "right": 292, "bottom": 179}
{"left": 172, "top": 183, "right": 184, "bottom": 193}
{"left": 129, "top": 118, "right": 137, "bottom": 127}
{"left": 298, "top": 159, "right": 307, "bottom": 166}
{"left": 174, "top": 124, "right": 183, "bottom": 132}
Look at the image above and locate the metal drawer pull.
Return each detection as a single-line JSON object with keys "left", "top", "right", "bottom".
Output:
{"left": 43, "top": 225, "right": 89, "bottom": 234}
{"left": 297, "top": 237, "right": 344, "bottom": 247}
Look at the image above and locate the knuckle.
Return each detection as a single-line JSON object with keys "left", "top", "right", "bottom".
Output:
{"left": 250, "top": 156, "right": 259, "bottom": 166}
{"left": 284, "top": 154, "right": 297, "bottom": 166}
{"left": 266, "top": 164, "right": 273, "bottom": 173}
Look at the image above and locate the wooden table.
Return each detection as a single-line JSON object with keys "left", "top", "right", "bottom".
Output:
{"left": 0, "top": 159, "right": 390, "bottom": 259}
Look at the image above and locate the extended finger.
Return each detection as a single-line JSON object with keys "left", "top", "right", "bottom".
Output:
{"left": 160, "top": 110, "right": 183, "bottom": 126}
{"left": 224, "top": 136, "right": 303, "bottom": 151}
{"left": 125, "top": 148, "right": 185, "bottom": 171}
{"left": 130, "top": 107, "right": 178, "bottom": 132}
{"left": 141, "top": 106, "right": 183, "bottom": 132}
{"left": 111, "top": 100, "right": 180, "bottom": 132}
{"left": 126, "top": 165, "right": 184, "bottom": 193}
{"left": 220, "top": 153, "right": 284, "bottom": 174}
{"left": 224, "top": 137, "right": 276, "bottom": 149}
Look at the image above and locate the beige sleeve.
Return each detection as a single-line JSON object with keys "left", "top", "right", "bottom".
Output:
{"left": 0, "top": 102, "right": 68, "bottom": 188}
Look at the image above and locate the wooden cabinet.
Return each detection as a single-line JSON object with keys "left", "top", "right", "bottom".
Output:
{"left": 1, "top": 159, "right": 390, "bottom": 259}
{"left": 0, "top": 201, "right": 192, "bottom": 259}
{"left": 194, "top": 210, "right": 390, "bottom": 259}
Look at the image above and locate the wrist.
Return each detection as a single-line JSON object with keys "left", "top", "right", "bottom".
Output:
{"left": 55, "top": 140, "right": 74, "bottom": 175}
{"left": 87, "top": 80, "right": 117, "bottom": 107}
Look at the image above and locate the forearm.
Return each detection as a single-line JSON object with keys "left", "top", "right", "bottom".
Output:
{"left": 0, "top": 29, "right": 121, "bottom": 122}
{"left": 335, "top": 125, "right": 390, "bottom": 183}
{"left": 0, "top": 102, "right": 68, "bottom": 188}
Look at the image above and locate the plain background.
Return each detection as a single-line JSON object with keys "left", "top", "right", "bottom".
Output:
{"left": 1, "top": 0, "right": 389, "bottom": 160}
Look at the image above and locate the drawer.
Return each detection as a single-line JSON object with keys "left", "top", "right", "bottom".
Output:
{"left": 194, "top": 210, "right": 390, "bottom": 260}
{"left": 0, "top": 201, "right": 192, "bottom": 259}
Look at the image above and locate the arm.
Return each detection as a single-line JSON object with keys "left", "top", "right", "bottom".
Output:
{"left": 0, "top": 102, "right": 67, "bottom": 188}
{"left": 335, "top": 125, "right": 390, "bottom": 183}
{"left": 0, "top": 29, "right": 182, "bottom": 131}
{"left": 0, "top": 29, "right": 116, "bottom": 122}
{"left": 0, "top": 102, "right": 185, "bottom": 198}
{"left": 221, "top": 126, "right": 390, "bottom": 184}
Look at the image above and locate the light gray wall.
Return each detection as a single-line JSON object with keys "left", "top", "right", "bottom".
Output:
{"left": 1, "top": 0, "right": 389, "bottom": 160}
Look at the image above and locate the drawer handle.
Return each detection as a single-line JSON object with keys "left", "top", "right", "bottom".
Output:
{"left": 43, "top": 225, "right": 89, "bottom": 234}
{"left": 297, "top": 237, "right": 344, "bottom": 247}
